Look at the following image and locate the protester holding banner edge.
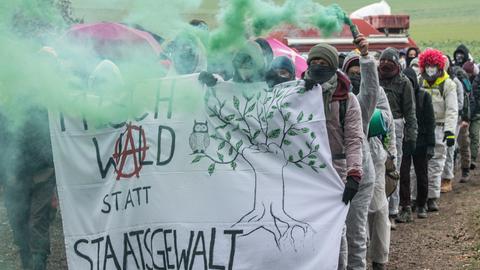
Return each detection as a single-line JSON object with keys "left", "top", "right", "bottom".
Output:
{"left": 303, "top": 37, "right": 365, "bottom": 269}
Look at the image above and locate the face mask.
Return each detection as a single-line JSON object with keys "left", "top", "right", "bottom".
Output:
{"left": 456, "top": 54, "right": 465, "bottom": 64}
{"left": 426, "top": 66, "right": 438, "bottom": 77}
{"left": 277, "top": 71, "right": 291, "bottom": 79}
{"left": 173, "top": 58, "right": 195, "bottom": 74}
{"left": 307, "top": 64, "right": 337, "bottom": 84}
{"left": 348, "top": 74, "right": 361, "bottom": 95}
{"left": 378, "top": 61, "right": 399, "bottom": 79}
{"left": 238, "top": 68, "right": 255, "bottom": 81}
{"left": 406, "top": 56, "right": 416, "bottom": 67}
{"left": 172, "top": 46, "right": 198, "bottom": 75}
{"left": 265, "top": 69, "right": 291, "bottom": 88}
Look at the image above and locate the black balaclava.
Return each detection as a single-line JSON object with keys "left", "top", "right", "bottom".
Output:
{"left": 349, "top": 73, "right": 361, "bottom": 95}
{"left": 406, "top": 47, "right": 419, "bottom": 67}
{"left": 306, "top": 43, "right": 338, "bottom": 84}
{"left": 308, "top": 65, "right": 337, "bottom": 84}
{"left": 453, "top": 44, "right": 470, "bottom": 67}
{"left": 232, "top": 41, "right": 267, "bottom": 83}
{"left": 378, "top": 48, "right": 400, "bottom": 80}
{"left": 170, "top": 36, "right": 200, "bottom": 75}
{"left": 342, "top": 53, "right": 361, "bottom": 94}
{"left": 265, "top": 56, "right": 295, "bottom": 88}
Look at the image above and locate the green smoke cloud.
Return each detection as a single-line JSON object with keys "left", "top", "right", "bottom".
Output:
{"left": 208, "top": 0, "right": 350, "bottom": 53}
{"left": 0, "top": 0, "right": 350, "bottom": 128}
{"left": 0, "top": 3, "right": 352, "bottom": 249}
{"left": 0, "top": 0, "right": 204, "bottom": 128}
{"left": 125, "top": 0, "right": 203, "bottom": 41}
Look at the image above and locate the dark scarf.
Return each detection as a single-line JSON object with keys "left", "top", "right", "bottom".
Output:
{"left": 348, "top": 74, "right": 361, "bottom": 95}
{"left": 306, "top": 64, "right": 337, "bottom": 84}
{"left": 378, "top": 62, "right": 399, "bottom": 80}
{"left": 265, "top": 69, "right": 292, "bottom": 88}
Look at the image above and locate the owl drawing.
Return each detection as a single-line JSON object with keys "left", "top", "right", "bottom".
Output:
{"left": 189, "top": 120, "right": 210, "bottom": 154}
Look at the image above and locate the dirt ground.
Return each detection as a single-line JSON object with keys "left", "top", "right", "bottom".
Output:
{"left": 388, "top": 167, "right": 480, "bottom": 270}
{"left": 0, "top": 196, "right": 67, "bottom": 270}
{"left": 1, "top": 170, "right": 480, "bottom": 269}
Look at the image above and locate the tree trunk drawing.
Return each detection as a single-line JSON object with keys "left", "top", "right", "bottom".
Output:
{"left": 190, "top": 82, "right": 327, "bottom": 249}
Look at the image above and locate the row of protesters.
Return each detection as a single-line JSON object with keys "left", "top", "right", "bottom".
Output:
{"left": 395, "top": 44, "right": 480, "bottom": 227}
{"left": 14, "top": 19, "right": 475, "bottom": 269}
{"left": 11, "top": 11, "right": 480, "bottom": 270}
{"left": 199, "top": 35, "right": 369, "bottom": 269}
{"left": 85, "top": 27, "right": 480, "bottom": 270}
{"left": 197, "top": 32, "right": 402, "bottom": 270}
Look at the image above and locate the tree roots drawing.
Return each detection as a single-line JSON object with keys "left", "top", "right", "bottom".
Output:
{"left": 191, "top": 84, "right": 326, "bottom": 250}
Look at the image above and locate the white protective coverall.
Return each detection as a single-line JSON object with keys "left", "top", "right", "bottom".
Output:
{"left": 421, "top": 73, "right": 458, "bottom": 199}
{"left": 442, "top": 76, "right": 463, "bottom": 179}
{"left": 368, "top": 87, "right": 396, "bottom": 264}
{"left": 338, "top": 53, "right": 378, "bottom": 270}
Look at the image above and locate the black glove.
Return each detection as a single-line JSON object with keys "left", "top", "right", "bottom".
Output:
{"left": 403, "top": 140, "right": 416, "bottom": 156}
{"left": 342, "top": 176, "right": 360, "bottom": 205}
{"left": 304, "top": 79, "right": 317, "bottom": 91}
{"left": 426, "top": 146, "right": 435, "bottom": 160}
{"left": 443, "top": 131, "right": 455, "bottom": 147}
{"left": 198, "top": 71, "right": 218, "bottom": 87}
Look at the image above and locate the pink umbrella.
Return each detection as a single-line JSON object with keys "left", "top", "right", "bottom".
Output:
{"left": 65, "top": 22, "right": 163, "bottom": 58}
{"left": 266, "top": 37, "right": 308, "bottom": 79}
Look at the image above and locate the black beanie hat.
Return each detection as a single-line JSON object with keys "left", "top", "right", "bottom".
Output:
{"left": 380, "top": 47, "right": 400, "bottom": 65}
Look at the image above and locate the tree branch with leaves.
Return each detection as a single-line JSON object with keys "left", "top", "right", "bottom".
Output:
{"left": 191, "top": 82, "right": 327, "bottom": 249}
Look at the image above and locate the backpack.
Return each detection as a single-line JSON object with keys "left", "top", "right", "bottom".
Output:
{"left": 453, "top": 66, "right": 473, "bottom": 93}
{"left": 452, "top": 67, "right": 475, "bottom": 114}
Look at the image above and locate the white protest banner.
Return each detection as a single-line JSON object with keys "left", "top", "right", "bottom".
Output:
{"left": 50, "top": 74, "right": 348, "bottom": 270}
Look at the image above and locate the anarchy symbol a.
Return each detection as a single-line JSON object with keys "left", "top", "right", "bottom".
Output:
{"left": 113, "top": 123, "right": 149, "bottom": 180}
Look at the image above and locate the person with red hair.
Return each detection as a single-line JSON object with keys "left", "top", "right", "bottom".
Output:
{"left": 418, "top": 48, "right": 458, "bottom": 211}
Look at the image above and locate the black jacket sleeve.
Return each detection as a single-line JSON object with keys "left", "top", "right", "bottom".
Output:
{"left": 423, "top": 92, "right": 436, "bottom": 147}
{"left": 462, "top": 93, "right": 470, "bottom": 122}
{"left": 402, "top": 78, "right": 418, "bottom": 143}
{"left": 472, "top": 75, "right": 480, "bottom": 116}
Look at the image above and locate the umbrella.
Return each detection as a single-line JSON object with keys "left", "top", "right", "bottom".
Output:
{"left": 266, "top": 37, "right": 308, "bottom": 79}
{"left": 65, "top": 22, "right": 163, "bottom": 58}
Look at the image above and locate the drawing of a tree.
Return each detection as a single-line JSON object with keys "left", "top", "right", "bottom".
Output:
{"left": 191, "top": 81, "right": 327, "bottom": 248}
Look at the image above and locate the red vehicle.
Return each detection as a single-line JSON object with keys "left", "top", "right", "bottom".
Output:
{"left": 268, "top": 15, "right": 417, "bottom": 55}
